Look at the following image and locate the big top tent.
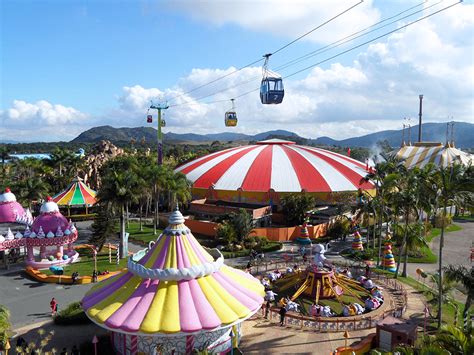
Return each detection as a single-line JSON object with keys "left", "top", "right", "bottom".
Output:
{"left": 175, "top": 139, "right": 375, "bottom": 205}
{"left": 394, "top": 142, "right": 473, "bottom": 169}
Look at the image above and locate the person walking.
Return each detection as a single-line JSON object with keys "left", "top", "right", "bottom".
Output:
{"left": 265, "top": 300, "right": 271, "bottom": 319}
{"left": 279, "top": 305, "right": 287, "bottom": 326}
{"left": 50, "top": 297, "right": 58, "bottom": 316}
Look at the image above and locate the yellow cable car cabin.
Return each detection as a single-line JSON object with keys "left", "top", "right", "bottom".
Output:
{"left": 225, "top": 111, "right": 238, "bottom": 127}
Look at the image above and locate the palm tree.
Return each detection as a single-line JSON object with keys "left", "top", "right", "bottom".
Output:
{"left": 444, "top": 265, "right": 474, "bottom": 330}
{"left": 434, "top": 325, "right": 474, "bottom": 354}
{"left": 362, "top": 155, "right": 400, "bottom": 266}
{"left": 0, "top": 146, "right": 11, "bottom": 175}
{"left": 146, "top": 164, "right": 171, "bottom": 235}
{"left": 167, "top": 171, "right": 192, "bottom": 210}
{"left": 425, "top": 272, "right": 458, "bottom": 323}
{"left": 97, "top": 157, "right": 142, "bottom": 258}
{"left": 0, "top": 305, "right": 11, "bottom": 349}
{"left": 434, "top": 164, "right": 474, "bottom": 328}
{"left": 16, "top": 177, "right": 50, "bottom": 208}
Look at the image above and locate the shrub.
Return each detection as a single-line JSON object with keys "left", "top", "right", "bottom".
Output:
{"left": 54, "top": 302, "right": 91, "bottom": 325}
{"left": 326, "top": 217, "right": 351, "bottom": 239}
{"left": 434, "top": 214, "right": 452, "bottom": 228}
{"left": 243, "top": 236, "right": 268, "bottom": 251}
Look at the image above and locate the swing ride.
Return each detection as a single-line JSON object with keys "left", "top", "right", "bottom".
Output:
{"left": 267, "top": 244, "right": 384, "bottom": 318}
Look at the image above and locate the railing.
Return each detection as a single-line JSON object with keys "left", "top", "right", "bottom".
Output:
{"left": 252, "top": 264, "right": 408, "bottom": 332}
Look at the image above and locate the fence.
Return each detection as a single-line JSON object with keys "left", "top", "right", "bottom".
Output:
{"left": 252, "top": 265, "right": 408, "bottom": 332}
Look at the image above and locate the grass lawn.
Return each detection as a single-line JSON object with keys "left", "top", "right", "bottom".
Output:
{"left": 125, "top": 221, "right": 163, "bottom": 245}
{"left": 42, "top": 247, "right": 128, "bottom": 276}
{"left": 374, "top": 269, "right": 463, "bottom": 326}
{"left": 402, "top": 224, "right": 463, "bottom": 264}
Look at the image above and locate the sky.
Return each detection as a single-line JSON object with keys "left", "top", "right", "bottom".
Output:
{"left": 1, "top": 0, "right": 473, "bottom": 143}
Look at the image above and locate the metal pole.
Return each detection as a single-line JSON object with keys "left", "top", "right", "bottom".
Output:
{"left": 157, "top": 108, "right": 162, "bottom": 165}
{"left": 150, "top": 103, "right": 168, "bottom": 166}
{"left": 418, "top": 94, "right": 423, "bottom": 142}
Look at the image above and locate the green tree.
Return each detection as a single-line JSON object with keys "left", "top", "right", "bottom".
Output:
{"left": 362, "top": 156, "right": 400, "bottom": 266}
{"left": 425, "top": 272, "right": 458, "bottom": 323}
{"left": 167, "top": 171, "right": 192, "bottom": 210}
{"left": 97, "top": 156, "right": 142, "bottom": 258}
{"left": 0, "top": 146, "right": 11, "bottom": 175}
{"left": 89, "top": 205, "right": 117, "bottom": 250}
{"left": 228, "top": 208, "right": 254, "bottom": 242}
{"left": 216, "top": 220, "right": 237, "bottom": 247}
{"left": 444, "top": 265, "right": 474, "bottom": 331}
{"left": 433, "top": 164, "right": 473, "bottom": 328}
{"left": 434, "top": 325, "right": 474, "bottom": 355}
{"left": 16, "top": 177, "right": 50, "bottom": 208}
{"left": 0, "top": 305, "right": 11, "bottom": 349}
{"left": 280, "top": 193, "right": 315, "bottom": 226}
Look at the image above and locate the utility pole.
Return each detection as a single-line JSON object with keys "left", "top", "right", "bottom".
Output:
{"left": 418, "top": 94, "right": 423, "bottom": 142}
{"left": 149, "top": 103, "right": 169, "bottom": 165}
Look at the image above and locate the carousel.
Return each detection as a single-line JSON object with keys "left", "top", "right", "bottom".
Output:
{"left": 0, "top": 193, "right": 79, "bottom": 269}
{"left": 0, "top": 188, "right": 34, "bottom": 267}
{"left": 82, "top": 208, "right": 264, "bottom": 355}
{"left": 53, "top": 176, "right": 97, "bottom": 216}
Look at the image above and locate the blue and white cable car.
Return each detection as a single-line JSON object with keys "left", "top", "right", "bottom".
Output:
{"left": 260, "top": 54, "right": 284, "bottom": 105}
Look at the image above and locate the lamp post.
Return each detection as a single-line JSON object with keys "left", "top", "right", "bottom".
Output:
{"left": 149, "top": 103, "right": 169, "bottom": 166}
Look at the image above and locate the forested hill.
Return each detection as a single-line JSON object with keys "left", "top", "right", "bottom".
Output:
{"left": 70, "top": 122, "right": 474, "bottom": 148}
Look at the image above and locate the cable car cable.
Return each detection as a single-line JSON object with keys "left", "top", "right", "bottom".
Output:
{"left": 275, "top": 0, "right": 443, "bottom": 72}
{"left": 169, "top": 0, "right": 461, "bottom": 108}
{"left": 169, "top": 0, "right": 442, "bottom": 108}
{"left": 270, "top": 0, "right": 364, "bottom": 57}
{"left": 282, "top": 0, "right": 461, "bottom": 81}
{"left": 166, "top": 1, "right": 363, "bottom": 105}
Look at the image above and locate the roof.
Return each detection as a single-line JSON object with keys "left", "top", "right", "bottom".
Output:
{"left": 176, "top": 143, "right": 374, "bottom": 193}
{"left": 394, "top": 143, "right": 473, "bottom": 169}
{"left": 53, "top": 177, "right": 97, "bottom": 207}
{"left": 82, "top": 209, "right": 264, "bottom": 335}
{"left": 0, "top": 189, "right": 26, "bottom": 224}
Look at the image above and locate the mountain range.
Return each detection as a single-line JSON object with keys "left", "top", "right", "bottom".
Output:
{"left": 71, "top": 122, "right": 474, "bottom": 148}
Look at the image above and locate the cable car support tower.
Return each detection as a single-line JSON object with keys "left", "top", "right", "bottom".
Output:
{"left": 149, "top": 102, "right": 169, "bottom": 165}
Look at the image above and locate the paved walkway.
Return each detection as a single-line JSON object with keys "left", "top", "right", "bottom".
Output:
{"left": 405, "top": 221, "right": 473, "bottom": 302}
{"left": 240, "top": 281, "right": 425, "bottom": 354}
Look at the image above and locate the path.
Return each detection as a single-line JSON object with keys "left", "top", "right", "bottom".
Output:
{"left": 239, "top": 282, "right": 425, "bottom": 354}
{"left": 405, "top": 221, "right": 474, "bottom": 302}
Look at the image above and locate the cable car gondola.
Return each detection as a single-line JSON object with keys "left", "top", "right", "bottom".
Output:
{"left": 260, "top": 53, "right": 284, "bottom": 105}
{"left": 225, "top": 99, "right": 238, "bottom": 127}
{"left": 146, "top": 109, "right": 153, "bottom": 123}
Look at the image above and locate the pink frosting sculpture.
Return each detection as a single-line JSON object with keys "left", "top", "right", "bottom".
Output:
{"left": 31, "top": 196, "right": 69, "bottom": 235}
{"left": 0, "top": 188, "right": 26, "bottom": 223}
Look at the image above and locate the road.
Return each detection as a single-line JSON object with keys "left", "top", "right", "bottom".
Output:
{"left": 406, "top": 220, "right": 474, "bottom": 302}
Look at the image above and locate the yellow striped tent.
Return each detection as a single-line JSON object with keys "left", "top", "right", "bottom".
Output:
{"left": 394, "top": 142, "right": 473, "bottom": 169}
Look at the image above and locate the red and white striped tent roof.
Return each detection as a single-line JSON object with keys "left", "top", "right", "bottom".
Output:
{"left": 176, "top": 139, "right": 374, "bottom": 193}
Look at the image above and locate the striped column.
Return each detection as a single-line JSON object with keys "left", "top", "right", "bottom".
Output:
{"left": 185, "top": 335, "right": 195, "bottom": 353}
{"left": 130, "top": 335, "right": 138, "bottom": 355}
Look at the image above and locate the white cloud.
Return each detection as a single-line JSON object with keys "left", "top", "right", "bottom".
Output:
{"left": 2, "top": 1, "right": 473, "bottom": 142}
{"left": 165, "top": 0, "right": 381, "bottom": 45}
{"left": 4, "top": 99, "right": 88, "bottom": 126}
{"left": 1, "top": 100, "right": 89, "bottom": 141}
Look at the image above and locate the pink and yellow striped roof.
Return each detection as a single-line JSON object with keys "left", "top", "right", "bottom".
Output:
{"left": 82, "top": 209, "right": 264, "bottom": 335}
{"left": 53, "top": 177, "right": 96, "bottom": 207}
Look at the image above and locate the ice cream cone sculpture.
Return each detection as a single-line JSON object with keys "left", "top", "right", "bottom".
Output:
{"left": 352, "top": 231, "right": 364, "bottom": 251}
{"left": 383, "top": 235, "right": 396, "bottom": 272}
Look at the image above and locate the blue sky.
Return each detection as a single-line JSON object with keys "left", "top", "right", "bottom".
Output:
{"left": 1, "top": 0, "right": 473, "bottom": 142}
